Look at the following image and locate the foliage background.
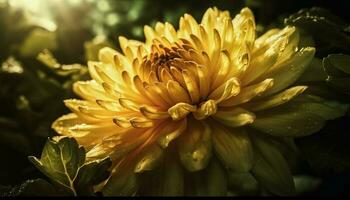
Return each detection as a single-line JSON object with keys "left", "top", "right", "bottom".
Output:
{"left": 0, "top": 0, "right": 349, "bottom": 196}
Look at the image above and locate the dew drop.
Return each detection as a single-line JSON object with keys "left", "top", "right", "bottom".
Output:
{"left": 281, "top": 96, "right": 289, "bottom": 101}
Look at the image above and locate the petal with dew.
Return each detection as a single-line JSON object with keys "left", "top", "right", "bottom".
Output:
{"left": 246, "top": 86, "right": 308, "bottom": 111}
{"left": 252, "top": 95, "right": 348, "bottom": 137}
{"left": 259, "top": 47, "right": 315, "bottom": 96}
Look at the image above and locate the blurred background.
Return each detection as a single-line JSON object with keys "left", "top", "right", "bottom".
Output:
{"left": 0, "top": 0, "right": 349, "bottom": 196}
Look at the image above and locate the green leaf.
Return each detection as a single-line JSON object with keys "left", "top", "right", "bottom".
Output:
{"left": 28, "top": 137, "right": 112, "bottom": 196}
{"left": 285, "top": 7, "right": 350, "bottom": 53}
{"left": 19, "top": 28, "right": 57, "bottom": 58}
{"left": 2, "top": 179, "right": 66, "bottom": 196}
{"left": 296, "top": 116, "right": 350, "bottom": 177}
{"left": 323, "top": 54, "right": 350, "bottom": 95}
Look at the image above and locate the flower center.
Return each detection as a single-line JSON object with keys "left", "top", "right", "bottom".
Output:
{"left": 139, "top": 40, "right": 240, "bottom": 122}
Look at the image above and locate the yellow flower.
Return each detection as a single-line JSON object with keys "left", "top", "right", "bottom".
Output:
{"left": 52, "top": 7, "right": 347, "bottom": 196}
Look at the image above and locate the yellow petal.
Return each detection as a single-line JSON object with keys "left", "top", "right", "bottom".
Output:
{"left": 119, "top": 98, "right": 140, "bottom": 111}
{"left": 274, "top": 26, "right": 300, "bottom": 66}
{"left": 201, "top": 7, "right": 230, "bottom": 31}
{"left": 178, "top": 120, "right": 212, "bottom": 171}
{"left": 52, "top": 113, "right": 120, "bottom": 146}
{"left": 73, "top": 80, "right": 114, "bottom": 101}
{"left": 260, "top": 47, "right": 315, "bottom": 96}
{"left": 232, "top": 7, "right": 255, "bottom": 49}
{"left": 193, "top": 100, "right": 217, "bottom": 120}
{"left": 247, "top": 86, "right": 308, "bottom": 111}
{"left": 86, "top": 132, "right": 145, "bottom": 161}
{"left": 221, "top": 78, "right": 274, "bottom": 107}
{"left": 130, "top": 117, "right": 154, "bottom": 128}
{"left": 157, "top": 119, "right": 187, "bottom": 148}
{"left": 242, "top": 45, "right": 278, "bottom": 85}
{"left": 139, "top": 105, "right": 169, "bottom": 120}
{"left": 254, "top": 28, "right": 280, "bottom": 49}
{"left": 113, "top": 117, "right": 132, "bottom": 128}
{"left": 211, "top": 50, "right": 231, "bottom": 90}
{"left": 101, "top": 82, "right": 120, "bottom": 99}
{"left": 52, "top": 113, "right": 83, "bottom": 135}
{"left": 213, "top": 107, "right": 256, "bottom": 127}
{"left": 98, "top": 47, "right": 117, "bottom": 64}
{"left": 209, "top": 77, "right": 240, "bottom": 102}
{"left": 96, "top": 99, "right": 122, "bottom": 112}
{"left": 168, "top": 103, "right": 196, "bottom": 121}
{"left": 118, "top": 36, "right": 144, "bottom": 57}
{"left": 182, "top": 69, "right": 200, "bottom": 103}
{"left": 87, "top": 61, "right": 104, "bottom": 84}
{"left": 67, "top": 100, "right": 116, "bottom": 120}
{"left": 164, "top": 22, "right": 177, "bottom": 42}
{"left": 144, "top": 85, "right": 171, "bottom": 108}
{"left": 253, "top": 26, "right": 299, "bottom": 67}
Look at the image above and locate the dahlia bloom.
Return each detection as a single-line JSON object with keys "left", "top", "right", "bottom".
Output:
{"left": 52, "top": 7, "right": 347, "bottom": 196}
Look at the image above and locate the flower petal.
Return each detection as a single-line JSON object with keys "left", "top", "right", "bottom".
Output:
{"left": 139, "top": 105, "right": 169, "bottom": 120}
{"left": 250, "top": 133, "right": 296, "bottom": 196}
{"left": 247, "top": 86, "right": 308, "bottom": 111}
{"left": 212, "top": 124, "right": 253, "bottom": 172}
{"left": 232, "top": 7, "right": 255, "bottom": 50}
{"left": 52, "top": 113, "right": 121, "bottom": 147}
{"left": 296, "top": 58, "right": 327, "bottom": 83}
{"left": 178, "top": 120, "right": 212, "bottom": 172}
{"left": 252, "top": 95, "right": 348, "bottom": 137}
{"left": 143, "top": 158, "right": 184, "bottom": 196}
{"left": 168, "top": 103, "right": 196, "bottom": 121}
{"left": 157, "top": 119, "right": 187, "bottom": 148}
{"left": 73, "top": 80, "right": 114, "bottom": 101}
{"left": 103, "top": 167, "right": 138, "bottom": 196}
{"left": 220, "top": 78, "right": 274, "bottom": 107}
{"left": 182, "top": 69, "right": 200, "bottom": 103}
{"left": 193, "top": 100, "right": 217, "bottom": 120}
{"left": 98, "top": 47, "right": 118, "bottom": 64}
{"left": 191, "top": 158, "right": 228, "bottom": 196}
{"left": 214, "top": 107, "right": 256, "bottom": 127}
{"left": 228, "top": 172, "right": 259, "bottom": 195}
{"left": 134, "top": 145, "right": 163, "bottom": 173}
{"left": 242, "top": 44, "right": 279, "bottom": 85}
{"left": 259, "top": 47, "right": 315, "bottom": 96}
{"left": 209, "top": 77, "right": 241, "bottom": 102}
